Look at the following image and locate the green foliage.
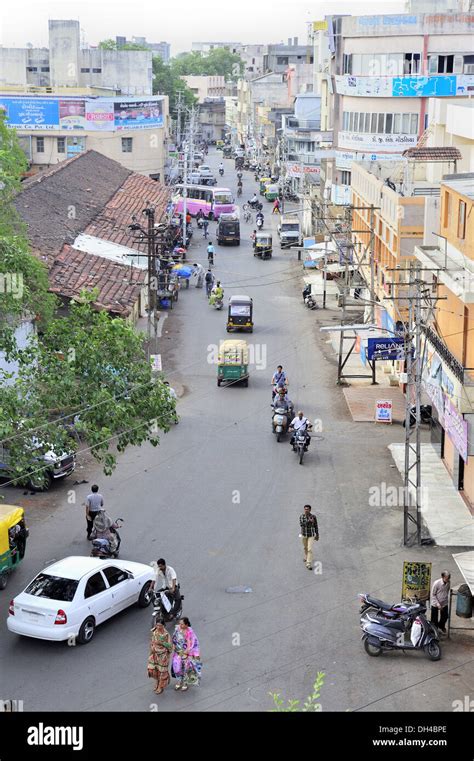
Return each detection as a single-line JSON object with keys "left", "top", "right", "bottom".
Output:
{"left": 171, "top": 48, "right": 244, "bottom": 81}
{"left": 269, "top": 672, "right": 325, "bottom": 712}
{"left": 152, "top": 57, "right": 197, "bottom": 114}
{"left": 98, "top": 39, "right": 148, "bottom": 51}
{"left": 1, "top": 294, "right": 176, "bottom": 487}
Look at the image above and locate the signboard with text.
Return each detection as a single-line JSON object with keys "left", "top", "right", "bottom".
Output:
{"left": 367, "top": 337, "right": 407, "bottom": 360}
{"left": 402, "top": 561, "right": 432, "bottom": 603}
{"left": 375, "top": 400, "right": 393, "bottom": 424}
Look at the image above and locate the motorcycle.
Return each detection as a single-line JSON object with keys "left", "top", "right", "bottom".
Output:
{"left": 213, "top": 297, "right": 223, "bottom": 310}
{"left": 291, "top": 428, "right": 310, "bottom": 465}
{"left": 403, "top": 404, "right": 432, "bottom": 428}
{"left": 256, "top": 216, "right": 264, "bottom": 230}
{"left": 151, "top": 586, "right": 183, "bottom": 626}
{"left": 219, "top": 167, "right": 224, "bottom": 176}
{"left": 358, "top": 592, "right": 411, "bottom": 619}
{"left": 196, "top": 217, "right": 204, "bottom": 229}
{"left": 360, "top": 603, "right": 426, "bottom": 636}
{"left": 244, "top": 199, "right": 263, "bottom": 212}
{"left": 90, "top": 518, "right": 123, "bottom": 559}
{"left": 361, "top": 608, "right": 441, "bottom": 661}
{"left": 237, "top": 185, "right": 242, "bottom": 197}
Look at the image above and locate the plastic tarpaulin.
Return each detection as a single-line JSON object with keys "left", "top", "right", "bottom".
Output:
{"left": 453, "top": 551, "right": 474, "bottom": 595}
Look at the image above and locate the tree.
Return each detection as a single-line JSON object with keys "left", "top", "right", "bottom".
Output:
{"left": 98, "top": 39, "right": 149, "bottom": 51}
{"left": 2, "top": 293, "right": 176, "bottom": 487}
{"left": 171, "top": 49, "right": 244, "bottom": 82}
{"left": 152, "top": 57, "right": 196, "bottom": 115}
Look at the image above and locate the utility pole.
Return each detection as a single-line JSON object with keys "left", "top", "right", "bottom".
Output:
{"left": 182, "top": 144, "right": 188, "bottom": 254}
{"left": 176, "top": 91, "right": 183, "bottom": 150}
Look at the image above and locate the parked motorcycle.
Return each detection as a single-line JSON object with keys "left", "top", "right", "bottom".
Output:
{"left": 403, "top": 404, "right": 433, "bottom": 428}
{"left": 151, "top": 586, "right": 183, "bottom": 627}
{"left": 360, "top": 602, "right": 425, "bottom": 635}
{"left": 90, "top": 518, "right": 124, "bottom": 559}
{"left": 358, "top": 592, "right": 411, "bottom": 619}
{"left": 361, "top": 608, "right": 441, "bottom": 661}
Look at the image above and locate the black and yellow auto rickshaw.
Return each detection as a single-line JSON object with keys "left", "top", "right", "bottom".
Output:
{"left": 253, "top": 231, "right": 272, "bottom": 259}
{"left": 0, "top": 505, "right": 28, "bottom": 590}
{"left": 217, "top": 340, "right": 249, "bottom": 387}
{"left": 226, "top": 294, "right": 253, "bottom": 333}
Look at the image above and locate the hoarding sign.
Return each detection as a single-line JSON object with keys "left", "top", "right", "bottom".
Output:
{"left": 444, "top": 397, "right": 468, "bottom": 462}
{"left": 402, "top": 561, "right": 432, "bottom": 603}
{"left": 85, "top": 100, "right": 115, "bottom": 131}
{"left": 367, "top": 337, "right": 406, "bottom": 360}
{"left": 375, "top": 399, "right": 393, "bottom": 423}
{"left": 114, "top": 99, "right": 163, "bottom": 130}
{"left": 0, "top": 97, "right": 59, "bottom": 129}
{"left": 338, "top": 132, "right": 417, "bottom": 152}
{"left": 59, "top": 99, "right": 87, "bottom": 129}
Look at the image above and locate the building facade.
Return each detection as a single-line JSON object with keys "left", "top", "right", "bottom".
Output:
{"left": 180, "top": 75, "right": 226, "bottom": 102}
{"left": 198, "top": 98, "right": 226, "bottom": 142}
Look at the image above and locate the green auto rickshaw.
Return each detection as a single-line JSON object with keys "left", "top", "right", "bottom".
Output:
{"left": 217, "top": 339, "right": 249, "bottom": 387}
{"left": 216, "top": 139, "right": 224, "bottom": 150}
{"left": 0, "top": 505, "right": 28, "bottom": 590}
{"left": 253, "top": 231, "right": 272, "bottom": 259}
{"left": 259, "top": 177, "right": 272, "bottom": 195}
{"left": 265, "top": 183, "right": 279, "bottom": 202}
{"left": 226, "top": 294, "right": 253, "bottom": 333}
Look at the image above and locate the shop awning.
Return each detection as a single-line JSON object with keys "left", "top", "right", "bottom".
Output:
{"left": 452, "top": 551, "right": 474, "bottom": 595}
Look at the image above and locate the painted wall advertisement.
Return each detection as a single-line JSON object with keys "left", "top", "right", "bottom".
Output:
{"left": 334, "top": 74, "right": 474, "bottom": 98}
{"left": 0, "top": 96, "right": 164, "bottom": 131}
{"left": 338, "top": 132, "right": 417, "bottom": 152}
{"left": 402, "top": 561, "right": 432, "bottom": 604}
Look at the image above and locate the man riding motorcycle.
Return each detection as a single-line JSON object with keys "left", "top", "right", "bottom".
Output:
{"left": 219, "top": 162, "right": 224, "bottom": 176}
{"left": 150, "top": 558, "right": 181, "bottom": 617}
{"left": 256, "top": 210, "right": 264, "bottom": 229}
{"left": 271, "top": 365, "right": 288, "bottom": 398}
{"left": 289, "top": 411, "right": 312, "bottom": 451}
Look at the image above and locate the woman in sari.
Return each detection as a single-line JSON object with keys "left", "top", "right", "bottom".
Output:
{"left": 148, "top": 622, "right": 172, "bottom": 694}
{"left": 172, "top": 617, "right": 202, "bottom": 691}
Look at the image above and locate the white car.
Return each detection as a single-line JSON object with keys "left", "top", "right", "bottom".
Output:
{"left": 197, "top": 164, "right": 212, "bottom": 175}
{"left": 7, "top": 556, "right": 154, "bottom": 644}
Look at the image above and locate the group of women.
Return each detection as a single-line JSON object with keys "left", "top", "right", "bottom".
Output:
{"left": 147, "top": 617, "right": 202, "bottom": 694}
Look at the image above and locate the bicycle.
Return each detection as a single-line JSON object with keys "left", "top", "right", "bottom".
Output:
{"left": 243, "top": 210, "right": 253, "bottom": 224}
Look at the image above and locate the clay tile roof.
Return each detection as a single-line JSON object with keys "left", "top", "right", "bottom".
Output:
{"left": 84, "top": 173, "right": 171, "bottom": 251}
{"left": 49, "top": 244, "right": 146, "bottom": 317}
{"left": 402, "top": 147, "right": 462, "bottom": 162}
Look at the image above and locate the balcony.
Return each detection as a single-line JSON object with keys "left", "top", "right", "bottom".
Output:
{"left": 286, "top": 117, "right": 321, "bottom": 131}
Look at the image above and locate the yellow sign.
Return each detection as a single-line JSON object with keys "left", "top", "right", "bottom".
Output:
{"left": 402, "top": 561, "right": 432, "bottom": 603}
{"left": 313, "top": 20, "right": 328, "bottom": 31}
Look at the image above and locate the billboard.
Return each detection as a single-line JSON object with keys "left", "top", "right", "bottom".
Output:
{"left": 85, "top": 100, "right": 115, "bottom": 131}
{"left": 113, "top": 99, "right": 163, "bottom": 130}
{"left": 0, "top": 97, "right": 60, "bottom": 130}
{"left": 335, "top": 74, "right": 474, "bottom": 98}
{"left": 59, "top": 100, "right": 87, "bottom": 130}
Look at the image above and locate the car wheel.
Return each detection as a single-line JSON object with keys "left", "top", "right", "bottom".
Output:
{"left": 138, "top": 581, "right": 153, "bottom": 608}
{"left": 28, "top": 470, "right": 52, "bottom": 492}
{"left": 77, "top": 616, "right": 96, "bottom": 644}
{"left": 0, "top": 572, "right": 8, "bottom": 590}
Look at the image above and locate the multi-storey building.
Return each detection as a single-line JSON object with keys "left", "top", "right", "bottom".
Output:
{"left": 0, "top": 20, "right": 153, "bottom": 94}
{"left": 180, "top": 75, "right": 226, "bottom": 102}
{"left": 198, "top": 98, "right": 226, "bottom": 143}
{"left": 116, "top": 36, "right": 171, "bottom": 63}
{"left": 324, "top": 11, "right": 474, "bottom": 206}
{"left": 191, "top": 42, "right": 242, "bottom": 54}
{"left": 413, "top": 174, "right": 474, "bottom": 507}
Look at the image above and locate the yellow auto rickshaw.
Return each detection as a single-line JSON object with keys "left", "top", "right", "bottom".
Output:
{"left": 253, "top": 230, "right": 272, "bottom": 259}
{"left": 0, "top": 505, "right": 28, "bottom": 590}
{"left": 259, "top": 177, "right": 271, "bottom": 195}
{"left": 217, "top": 340, "right": 249, "bottom": 387}
{"left": 216, "top": 139, "right": 224, "bottom": 149}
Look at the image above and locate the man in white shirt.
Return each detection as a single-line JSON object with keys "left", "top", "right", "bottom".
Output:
{"left": 430, "top": 571, "right": 451, "bottom": 634}
{"left": 151, "top": 558, "right": 180, "bottom": 615}
{"left": 289, "top": 411, "right": 312, "bottom": 450}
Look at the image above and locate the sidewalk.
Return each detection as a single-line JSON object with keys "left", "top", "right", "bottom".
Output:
{"left": 389, "top": 442, "right": 474, "bottom": 547}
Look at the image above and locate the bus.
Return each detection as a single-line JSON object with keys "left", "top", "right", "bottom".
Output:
{"left": 172, "top": 185, "right": 235, "bottom": 220}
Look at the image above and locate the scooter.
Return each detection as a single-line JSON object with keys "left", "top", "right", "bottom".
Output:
{"left": 219, "top": 167, "right": 224, "bottom": 176}
{"left": 256, "top": 216, "right": 264, "bottom": 230}
{"left": 151, "top": 586, "right": 184, "bottom": 627}
{"left": 90, "top": 518, "right": 123, "bottom": 559}
{"left": 302, "top": 284, "right": 318, "bottom": 310}
{"left": 360, "top": 602, "right": 426, "bottom": 634}
{"left": 358, "top": 592, "right": 411, "bottom": 619}
{"left": 272, "top": 404, "right": 292, "bottom": 442}
{"left": 403, "top": 404, "right": 432, "bottom": 428}
{"left": 361, "top": 609, "right": 441, "bottom": 661}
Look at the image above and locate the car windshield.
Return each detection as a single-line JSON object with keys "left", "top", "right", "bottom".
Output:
{"left": 282, "top": 224, "right": 300, "bottom": 232}
{"left": 24, "top": 573, "right": 79, "bottom": 602}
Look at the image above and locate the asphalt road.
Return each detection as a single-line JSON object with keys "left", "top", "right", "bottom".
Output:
{"left": 1, "top": 150, "right": 472, "bottom": 713}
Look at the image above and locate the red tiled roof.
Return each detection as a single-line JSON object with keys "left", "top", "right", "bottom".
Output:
{"left": 84, "top": 173, "right": 171, "bottom": 252}
{"left": 49, "top": 244, "right": 146, "bottom": 317}
{"left": 402, "top": 147, "right": 462, "bottom": 162}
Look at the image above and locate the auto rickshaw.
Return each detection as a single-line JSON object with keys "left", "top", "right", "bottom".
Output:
{"left": 216, "top": 139, "right": 224, "bottom": 150}
{"left": 217, "top": 339, "right": 249, "bottom": 387}
{"left": 265, "top": 183, "right": 280, "bottom": 202}
{"left": 253, "top": 231, "right": 272, "bottom": 259}
{"left": 226, "top": 294, "right": 253, "bottom": 333}
{"left": 0, "top": 505, "right": 28, "bottom": 590}
{"left": 259, "top": 177, "right": 271, "bottom": 195}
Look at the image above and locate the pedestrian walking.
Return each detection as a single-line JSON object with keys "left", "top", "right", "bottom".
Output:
{"left": 299, "top": 504, "right": 319, "bottom": 570}
{"left": 205, "top": 268, "right": 214, "bottom": 297}
{"left": 147, "top": 621, "right": 172, "bottom": 694}
{"left": 85, "top": 484, "right": 104, "bottom": 540}
{"left": 202, "top": 219, "right": 209, "bottom": 238}
{"left": 172, "top": 617, "right": 202, "bottom": 691}
{"left": 272, "top": 197, "right": 281, "bottom": 215}
{"left": 430, "top": 571, "right": 451, "bottom": 634}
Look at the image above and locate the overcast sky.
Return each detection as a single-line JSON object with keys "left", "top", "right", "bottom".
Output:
{"left": 1, "top": 0, "right": 405, "bottom": 54}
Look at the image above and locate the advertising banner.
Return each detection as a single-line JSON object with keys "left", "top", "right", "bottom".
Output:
{"left": 114, "top": 99, "right": 163, "bottom": 130}
{"left": 59, "top": 100, "right": 86, "bottom": 129}
{"left": 338, "top": 131, "right": 417, "bottom": 152}
{"left": 85, "top": 100, "right": 115, "bottom": 131}
{"left": 0, "top": 97, "right": 59, "bottom": 130}
{"left": 367, "top": 337, "right": 407, "bottom": 360}
{"left": 444, "top": 397, "right": 468, "bottom": 462}
{"left": 402, "top": 561, "right": 432, "bottom": 603}
{"left": 392, "top": 75, "right": 457, "bottom": 98}
{"left": 336, "top": 149, "right": 402, "bottom": 169}
{"left": 335, "top": 74, "right": 474, "bottom": 98}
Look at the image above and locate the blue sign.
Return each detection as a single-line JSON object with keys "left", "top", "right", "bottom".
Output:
{"left": 0, "top": 97, "right": 60, "bottom": 130}
{"left": 392, "top": 76, "right": 457, "bottom": 98}
{"left": 367, "top": 337, "right": 407, "bottom": 360}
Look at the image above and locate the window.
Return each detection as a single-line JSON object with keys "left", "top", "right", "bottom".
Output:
{"left": 341, "top": 171, "right": 351, "bottom": 186}
{"left": 410, "top": 114, "right": 418, "bottom": 134}
{"left": 26, "top": 66, "right": 38, "bottom": 72}
{"left": 349, "top": 112, "right": 354, "bottom": 131}
{"left": 84, "top": 572, "right": 107, "bottom": 599}
{"left": 353, "top": 113, "right": 359, "bottom": 132}
{"left": 402, "top": 113, "right": 410, "bottom": 133}
{"left": 458, "top": 200, "right": 466, "bottom": 239}
{"left": 92, "top": 68, "right": 102, "bottom": 73}
{"left": 57, "top": 137, "right": 66, "bottom": 154}
{"left": 443, "top": 192, "right": 451, "bottom": 228}
{"left": 371, "top": 113, "right": 377, "bottom": 133}
{"left": 102, "top": 566, "right": 128, "bottom": 587}
{"left": 80, "top": 67, "right": 90, "bottom": 73}
{"left": 429, "top": 54, "right": 454, "bottom": 74}
{"left": 377, "top": 113, "right": 384, "bottom": 133}
{"left": 277, "top": 57, "right": 289, "bottom": 65}
{"left": 36, "top": 137, "right": 44, "bottom": 153}
{"left": 24, "top": 573, "right": 78, "bottom": 602}
{"left": 393, "top": 113, "right": 401, "bottom": 134}
{"left": 41, "top": 67, "right": 50, "bottom": 72}
{"left": 385, "top": 114, "right": 393, "bottom": 134}
{"left": 343, "top": 54, "right": 352, "bottom": 74}
{"left": 122, "top": 137, "right": 133, "bottom": 152}
{"left": 404, "top": 53, "right": 420, "bottom": 75}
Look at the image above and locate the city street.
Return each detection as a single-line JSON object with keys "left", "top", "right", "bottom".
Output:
{"left": 1, "top": 150, "right": 472, "bottom": 714}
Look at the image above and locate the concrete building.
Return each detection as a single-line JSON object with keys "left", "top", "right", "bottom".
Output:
{"left": 225, "top": 96, "right": 239, "bottom": 139}
{"left": 0, "top": 20, "right": 153, "bottom": 95}
{"left": 0, "top": 92, "right": 169, "bottom": 178}
{"left": 116, "top": 36, "right": 171, "bottom": 63}
{"left": 263, "top": 40, "right": 313, "bottom": 75}
{"left": 235, "top": 44, "right": 267, "bottom": 80}
{"left": 237, "top": 72, "right": 290, "bottom": 146}
{"left": 180, "top": 75, "right": 226, "bottom": 102}
{"left": 191, "top": 42, "right": 242, "bottom": 54}
{"left": 198, "top": 98, "right": 226, "bottom": 142}
{"left": 324, "top": 11, "right": 474, "bottom": 207}
{"left": 281, "top": 93, "right": 333, "bottom": 194}
{"left": 413, "top": 174, "right": 474, "bottom": 507}
{"left": 425, "top": 98, "right": 474, "bottom": 178}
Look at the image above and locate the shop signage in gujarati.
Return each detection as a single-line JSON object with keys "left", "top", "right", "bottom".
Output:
{"left": 444, "top": 397, "right": 468, "bottom": 463}
{"left": 334, "top": 74, "right": 474, "bottom": 98}
{"left": 375, "top": 400, "right": 393, "bottom": 424}
{"left": 338, "top": 132, "right": 417, "bottom": 152}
